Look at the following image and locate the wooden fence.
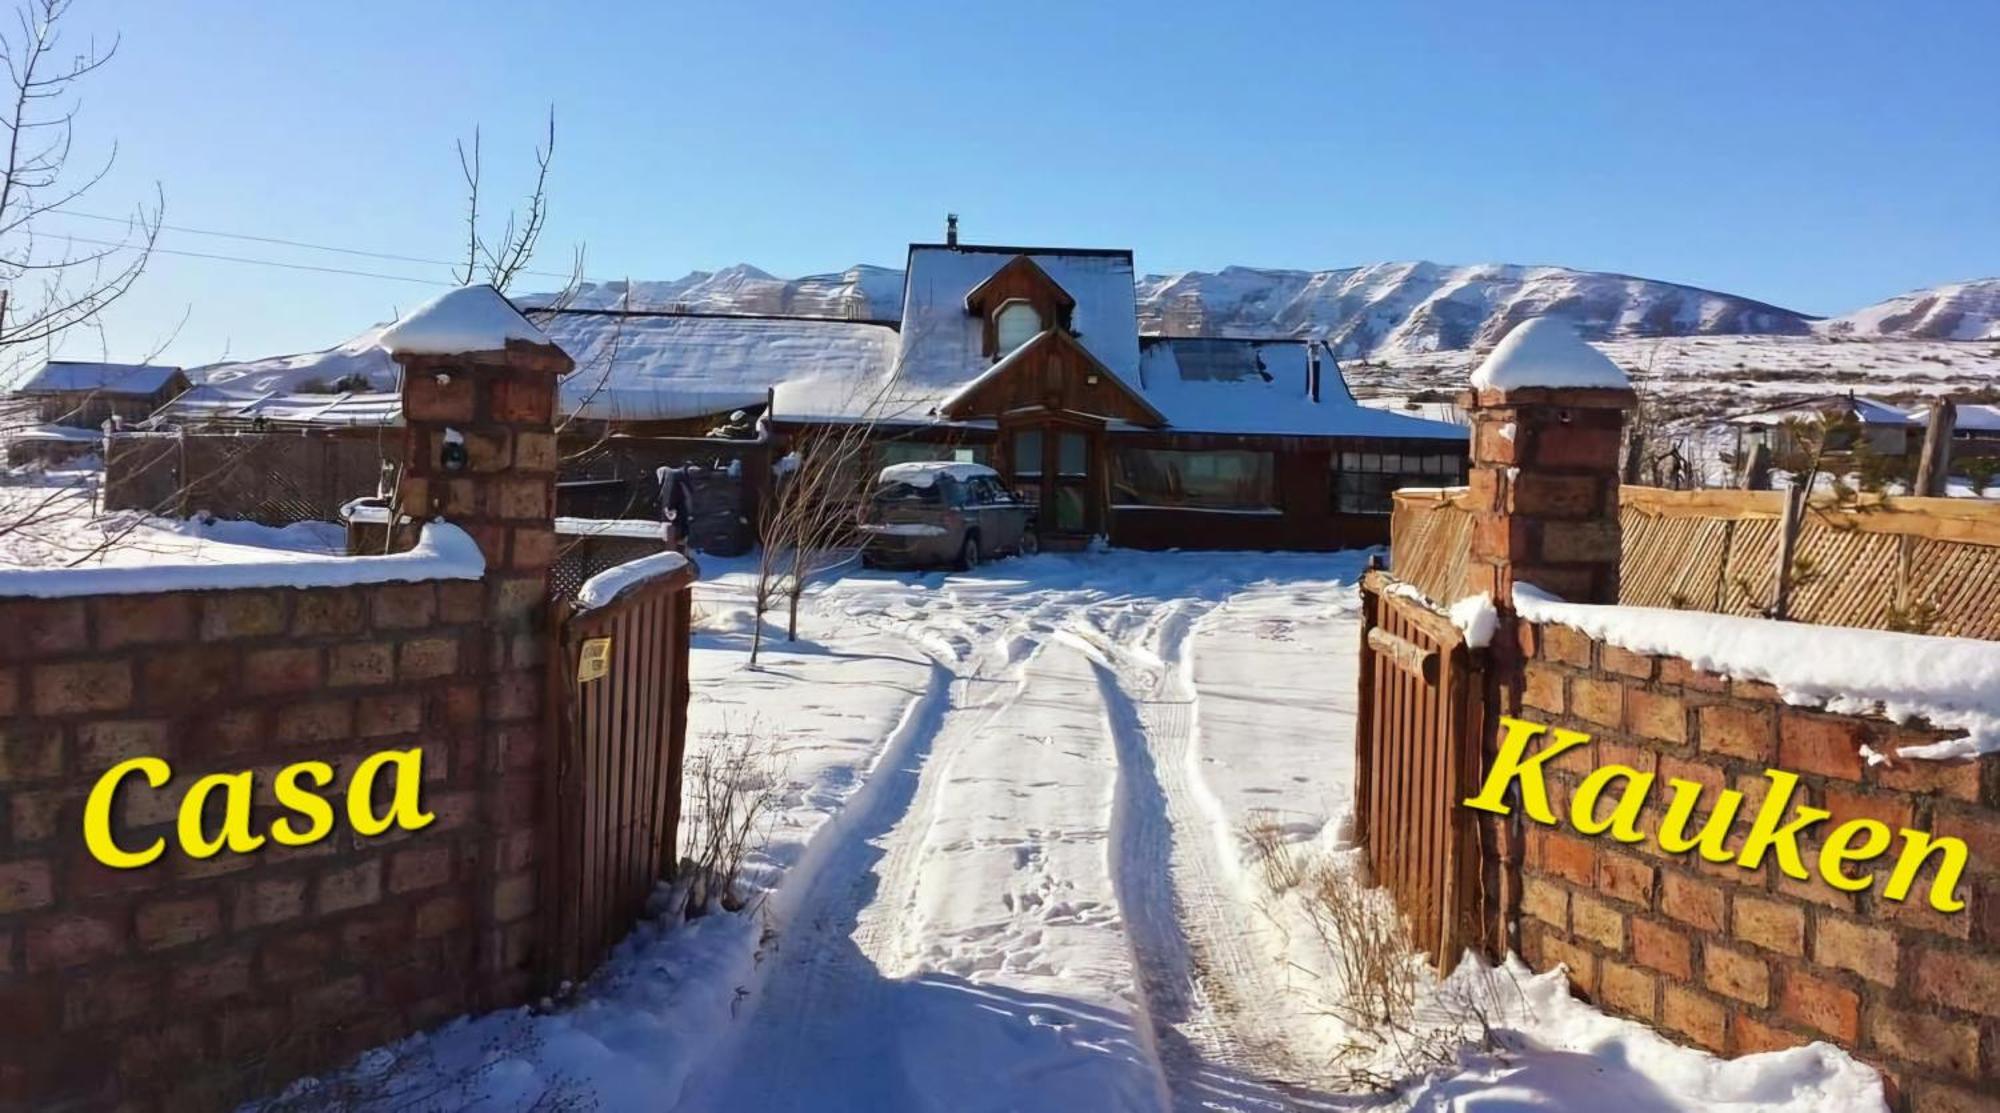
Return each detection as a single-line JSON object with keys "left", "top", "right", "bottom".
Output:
{"left": 1389, "top": 485, "right": 2000, "bottom": 639}
{"left": 1355, "top": 566, "right": 1487, "bottom": 969}
{"left": 102, "top": 430, "right": 399, "bottom": 525}
{"left": 542, "top": 557, "right": 696, "bottom": 986}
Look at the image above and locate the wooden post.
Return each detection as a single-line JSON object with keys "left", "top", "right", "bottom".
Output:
{"left": 1740, "top": 441, "right": 1772, "bottom": 490}
{"left": 1914, "top": 398, "right": 1956, "bottom": 497}
{"left": 1772, "top": 483, "right": 1805, "bottom": 619}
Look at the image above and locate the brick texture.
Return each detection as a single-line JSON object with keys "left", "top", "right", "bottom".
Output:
{"left": 1500, "top": 614, "right": 2000, "bottom": 1108}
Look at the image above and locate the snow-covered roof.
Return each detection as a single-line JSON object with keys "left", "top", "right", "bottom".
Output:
{"left": 1910, "top": 402, "right": 2000, "bottom": 433}
{"left": 876, "top": 460, "right": 998, "bottom": 487}
{"left": 1137, "top": 338, "right": 1466, "bottom": 439}
{"left": 1469, "top": 318, "right": 1630, "bottom": 391}
{"left": 884, "top": 246, "right": 1145, "bottom": 422}
{"left": 1730, "top": 395, "right": 1918, "bottom": 427}
{"left": 193, "top": 324, "right": 398, "bottom": 395}
{"left": 379, "top": 284, "right": 552, "bottom": 356}
{"left": 160, "top": 384, "right": 402, "bottom": 428}
{"left": 10, "top": 361, "right": 184, "bottom": 396}
{"left": 544, "top": 311, "right": 899, "bottom": 423}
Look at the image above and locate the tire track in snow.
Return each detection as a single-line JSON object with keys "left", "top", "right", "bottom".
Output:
{"left": 1079, "top": 600, "right": 1347, "bottom": 1112}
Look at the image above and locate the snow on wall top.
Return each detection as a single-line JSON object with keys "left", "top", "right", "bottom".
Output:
{"left": 0, "top": 521, "right": 484, "bottom": 600}
{"left": 1514, "top": 584, "right": 2000, "bottom": 760}
{"left": 1137, "top": 338, "right": 1464, "bottom": 439}
{"left": 575, "top": 550, "right": 690, "bottom": 611}
{"left": 885, "top": 246, "right": 1145, "bottom": 421}
{"left": 10, "top": 361, "right": 184, "bottom": 396}
{"left": 1470, "top": 318, "right": 1632, "bottom": 391}
{"left": 541, "top": 311, "right": 899, "bottom": 424}
{"left": 379, "top": 285, "right": 552, "bottom": 356}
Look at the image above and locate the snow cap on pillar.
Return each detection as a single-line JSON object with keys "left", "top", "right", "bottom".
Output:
{"left": 382, "top": 284, "right": 558, "bottom": 359}
{"left": 1469, "top": 317, "right": 1630, "bottom": 394}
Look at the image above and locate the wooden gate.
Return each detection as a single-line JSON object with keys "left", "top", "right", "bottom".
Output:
{"left": 542, "top": 557, "right": 696, "bottom": 986}
{"left": 1354, "top": 565, "right": 1486, "bottom": 969}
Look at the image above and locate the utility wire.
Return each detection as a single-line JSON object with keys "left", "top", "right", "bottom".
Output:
{"left": 47, "top": 207, "right": 585, "bottom": 283}
{"left": 54, "top": 233, "right": 455, "bottom": 286}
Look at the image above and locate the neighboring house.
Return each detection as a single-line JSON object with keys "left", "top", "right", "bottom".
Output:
{"left": 186, "top": 237, "right": 1467, "bottom": 551}
{"left": 7, "top": 360, "right": 190, "bottom": 428}
{"left": 1728, "top": 393, "right": 1917, "bottom": 460}
{"left": 1908, "top": 401, "right": 2000, "bottom": 457}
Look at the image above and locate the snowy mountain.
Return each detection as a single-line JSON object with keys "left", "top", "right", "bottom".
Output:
{"left": 1819, "top": 279, "right": 2000, "bottom": 342}
{"left": 542, "top": 264, "right": 907, "bottom": 322}
{"left": 1133, "top": 263, "right": 1815, "bottom": 356}
{"left": 526, "top": 263, "right": 2000, "bottom": 358}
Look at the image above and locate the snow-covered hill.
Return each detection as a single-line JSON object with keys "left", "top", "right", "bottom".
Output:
{"left": 536, "top": 263, "right": 2000, "bottom": 357}
{"left": 546, "top": 264, "right": 907, "bottom": 322}
{"left": 1133, "top": 262, "right": 1817, "bottom": 355}
{"left": 1820, "top": 279, "right": 2000, "bottom": 342}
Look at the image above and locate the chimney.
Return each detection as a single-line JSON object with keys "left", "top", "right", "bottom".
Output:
{"left": 1307, "top": 342, "right": 1322, "bottom": 403}
{"left": 946, "top": 213, "right": 959, "bottom": 247}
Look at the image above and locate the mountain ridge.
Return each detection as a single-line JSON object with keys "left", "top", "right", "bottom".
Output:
{"left": 539, "top": 265, "right": 2000, "bottom": 356}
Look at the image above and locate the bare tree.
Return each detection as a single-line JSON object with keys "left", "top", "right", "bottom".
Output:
{"left": 450, "top": 107, "right": 578, "bottom": 295}
{"left": 747, "top": 333, "right": 935, "bottom": 665}
{"left": 0, "top": 0, "right": 161, "bottom": 381}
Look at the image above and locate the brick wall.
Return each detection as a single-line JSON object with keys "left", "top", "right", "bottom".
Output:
{"left": 1506, "top": 619, "right": 2000, "bottom": 1112}
{"left": 0, "top": 322, "right": 577, "bottom": 1111}
{"left": 0, "top": 578, "right": 534, "bottom": 1109}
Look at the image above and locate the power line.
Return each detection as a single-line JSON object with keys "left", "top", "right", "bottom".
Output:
{"left": 47, "top": 207, "right": 584, "bottom": 283}
{"left": 55, "top": 233, "right": 455, "bottom": 286}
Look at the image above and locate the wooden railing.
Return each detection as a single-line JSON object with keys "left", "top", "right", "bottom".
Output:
{"left": 1387, "top": 485, "right": 2000, "bottom": 639}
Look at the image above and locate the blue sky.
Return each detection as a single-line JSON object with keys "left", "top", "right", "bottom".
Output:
{"left": 40, "top": 0, "right": 2000, "bottom": 366}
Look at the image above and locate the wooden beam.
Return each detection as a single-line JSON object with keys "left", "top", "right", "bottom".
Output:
{"left": 1914, "top": 398, "right": 1956, "bottom": 498}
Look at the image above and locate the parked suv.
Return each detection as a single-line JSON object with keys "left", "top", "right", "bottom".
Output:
{"left": 858, "top": 461, "right": 1038, "bottom": 570}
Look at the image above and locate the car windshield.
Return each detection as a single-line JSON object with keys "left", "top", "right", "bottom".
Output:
{"left": 871, "top": 480, "right": 943, "bottom": 505}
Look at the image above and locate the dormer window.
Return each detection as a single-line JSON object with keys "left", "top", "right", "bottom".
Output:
{"left": 995, "top": 300, "right": 1041, "bottom": 358}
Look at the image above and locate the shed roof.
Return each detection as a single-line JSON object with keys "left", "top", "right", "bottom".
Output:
{"left": 11, "top": 361, "right": 185, "bottom": 396}
{"left": 1730, "top": 395, "right": 1918, "bottom": 427}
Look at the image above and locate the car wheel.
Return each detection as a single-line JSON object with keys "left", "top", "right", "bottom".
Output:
{"left": 1016, "top": 528, "right": 1039, "bottom": 557}
{"left": 956, "top": 532, "right": 980, "bottom": 571}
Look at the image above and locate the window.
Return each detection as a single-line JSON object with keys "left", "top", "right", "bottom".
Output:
{"left": 876, "top": 441, "right": 988, "bottom": 468}
{"left": 995, "top": 300, "right": 1041, "bottom": 358}
{"left": 1012, "top": 429, "right": 1044, "bottom": 477}
{"left": 1111, "top": 448, "right": 1277, "bottom": 511}
{"left": 1332, "top": 451, "right": 1465, "bottom": 515}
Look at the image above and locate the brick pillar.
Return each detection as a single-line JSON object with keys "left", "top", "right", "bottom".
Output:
{"left": 1458, "top": 381, "right": 1637, "bottom": 606}
{"left": 392, "top": 319, "right": 571, "bottom": 1006}
{"left": 1457, "top": 321, "right": 1636, "bottom": 962}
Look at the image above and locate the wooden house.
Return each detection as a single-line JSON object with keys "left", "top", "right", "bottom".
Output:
{"left": 9, "top": 361, "right": 189, "bottom": 428}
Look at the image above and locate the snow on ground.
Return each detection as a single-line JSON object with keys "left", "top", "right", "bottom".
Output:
{"left": 0, "top": 471, "right": 348, "bottom": 569}
{"left": 262, "top": 548, "right": 1884, "bottom": 1113}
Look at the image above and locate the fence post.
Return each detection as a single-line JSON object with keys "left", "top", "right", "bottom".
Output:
{"left": 387, "top": 285, "right": 573, "bottom": 1006}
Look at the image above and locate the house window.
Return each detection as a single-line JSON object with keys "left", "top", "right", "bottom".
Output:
{"left": 876, "top": 441, "right": 987, "bottom": 468}
{"left": 995, "top": 300, "right": 1041, "bottom": 358}
{"left": 1111, "top": 448, "right": 1277, "bottom": 511}
{"left": 1012, "top": 429, "right": 1044, "bottom": 477}
{"left": 1333, "top": 451, "right": 1465, "bottom": 515}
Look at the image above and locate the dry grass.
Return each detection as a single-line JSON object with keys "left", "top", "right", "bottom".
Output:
{"left": 1243, "top": 809, "right": 1525, "bottom": 1093}
{"left": 676, "top": 721, "right": 788, "bottom": 919}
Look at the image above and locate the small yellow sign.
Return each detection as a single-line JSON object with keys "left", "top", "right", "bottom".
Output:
{"left": 578, "top": 637, "right": 613, "bottom": 683}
